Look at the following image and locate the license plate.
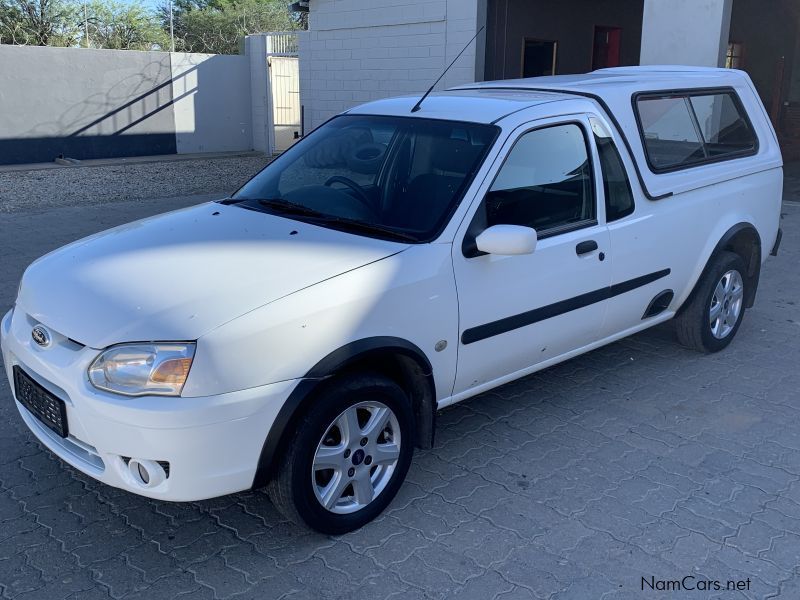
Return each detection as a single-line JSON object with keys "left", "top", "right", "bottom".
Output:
{"left": 12, "top": 366, "right": 68, "bottom": 438}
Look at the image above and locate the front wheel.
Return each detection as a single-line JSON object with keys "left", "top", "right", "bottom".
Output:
{"left": 675, "top": 250, "right": 747, "bottom": 353}
{"left": 267, "top": 373, "right": 414, "bottom": 534}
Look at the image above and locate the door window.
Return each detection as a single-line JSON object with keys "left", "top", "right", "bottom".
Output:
{"left": 477, "top": 123, "right": 596, "bottom": 237}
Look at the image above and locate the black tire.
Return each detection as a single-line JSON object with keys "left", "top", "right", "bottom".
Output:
{"left": 267, "top": 373, "right": 414, "bottom": 535}
{"left": 675, "top": 250, "right": 747, "bottom": 353}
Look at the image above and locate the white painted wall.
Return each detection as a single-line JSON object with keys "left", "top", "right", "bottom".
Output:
{"left": 640, "top": 0, "right": 732, "bottom": 68}
{"left": 0, "top": 44, "right": 259, "bottom": 164}
{"left": 299, "top": 0, "right": 482, "bottom": 130}
{"left": 0, "top": 44, "right": 176, "bottom": 164}
{"left": 170, "top": 52, "right": 253, "bottom": 154}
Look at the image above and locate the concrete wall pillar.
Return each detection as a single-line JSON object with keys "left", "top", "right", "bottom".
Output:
{"left": 443, "top": 0, "right": 482, "bottom": 89}
{"left": 245, "top": 34, "right": 275, "bottom": 155}
{"left": 640, "top": 0, "right": 733, "bottom": 68}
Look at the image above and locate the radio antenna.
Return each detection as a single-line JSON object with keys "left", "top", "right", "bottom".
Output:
{"left": 411, "top": 25, "right": 485, "bottom": 113}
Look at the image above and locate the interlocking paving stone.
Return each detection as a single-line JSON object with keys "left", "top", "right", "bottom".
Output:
{"left": 0, "top": 183, "right": 799, "bottom": 598}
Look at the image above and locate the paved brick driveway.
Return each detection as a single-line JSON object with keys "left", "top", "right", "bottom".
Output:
{"left": 0, "top": 192, "right": 798, "bottom": 600}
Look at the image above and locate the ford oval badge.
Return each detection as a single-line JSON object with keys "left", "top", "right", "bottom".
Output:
{"left": 31, "top": 325, "right": 51, "bottom": 348}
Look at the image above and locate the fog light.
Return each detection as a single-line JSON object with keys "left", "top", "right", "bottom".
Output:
{"left": 127, "top": 458, "right": 167, "bottom": 488}
{"left": 137, "top": 462, "right": 150, "bottom": 484}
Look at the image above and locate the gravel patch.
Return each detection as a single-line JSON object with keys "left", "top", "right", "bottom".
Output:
{"left": 0, "top": 154, "right": 271, "bottom": 214}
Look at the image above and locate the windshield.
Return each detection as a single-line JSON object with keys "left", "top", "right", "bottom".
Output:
{"left": 233, "top": 115, "right": 498, "bottom": 242}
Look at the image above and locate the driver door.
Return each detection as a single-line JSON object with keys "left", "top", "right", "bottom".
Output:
{"left": 452, "top": 118, "right": 612, "bottom": 395}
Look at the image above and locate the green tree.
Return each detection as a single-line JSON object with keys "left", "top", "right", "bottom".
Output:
{"left": 1, "top": 0, "right": 300, "bottom": 51}
{"left": 86, "top": 0, "right": 169, "bottom": 50}
{"left": 162, "top": 0, "right": 302, "bottom": 55}
{"left": 0, "top": 0, "right": 80, "bottom": 45}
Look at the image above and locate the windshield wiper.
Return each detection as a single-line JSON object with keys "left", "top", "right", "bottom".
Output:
{"left": 255, "top": 198, "right": 328, "bottom": 217}
{"left": 316, "top": 217, "right": 419, "bottom": 243}
{"left": 249, "top": 198, "right": 418, "bottom": 243}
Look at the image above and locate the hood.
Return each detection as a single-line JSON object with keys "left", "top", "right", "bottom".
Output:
{"left": 17, "top": 203, "right": 406, "bottom": 348}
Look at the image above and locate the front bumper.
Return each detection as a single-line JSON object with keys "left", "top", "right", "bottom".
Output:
{"left": 1, "top": 307, "right": 297, "bottom": 501}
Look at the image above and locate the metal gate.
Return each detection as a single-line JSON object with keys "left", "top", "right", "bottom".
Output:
{"left": 265, "top": 33, "right": 300, "bottom": 153}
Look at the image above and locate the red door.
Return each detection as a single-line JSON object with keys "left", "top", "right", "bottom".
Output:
{"left": 592, "top": 27, "right": 621, "bottom": 70}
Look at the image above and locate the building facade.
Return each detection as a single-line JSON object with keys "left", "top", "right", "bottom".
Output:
{"left": 298, "top": 0, "right": 800, "bottom": 153}
{"left": 298, "top": 0, "right": 484, "bottom": 129}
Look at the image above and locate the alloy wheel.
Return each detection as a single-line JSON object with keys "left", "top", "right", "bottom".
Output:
{"left": 709, "top": 269, "right": 743, "bottom": 339}
{"left": 311, "top": 401, "right": 401, "bottom": 514}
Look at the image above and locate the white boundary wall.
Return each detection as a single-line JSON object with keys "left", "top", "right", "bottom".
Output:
{"left": 0, "top": 42, "right": 275, "bottom": 165}
{"left": 170, "top": 52, "right": 254, "bottom": 154}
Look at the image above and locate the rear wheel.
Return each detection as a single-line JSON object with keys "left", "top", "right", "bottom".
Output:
{"left": 675, "top": 250, "right": 747, "bottom": 353}
{"left": 267, "top": 373, "right": 414, "bottom": 534}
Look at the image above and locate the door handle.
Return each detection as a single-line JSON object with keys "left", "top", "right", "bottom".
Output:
{"left": 576, "top": 240, "right": 598, "bottom": 256}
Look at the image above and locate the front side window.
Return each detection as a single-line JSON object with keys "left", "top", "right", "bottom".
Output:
{"left": 234, "top": 115, "right": 497, "bottom": 242}
{"left": 476, "top": 123, "right": 595, "bottom": 236}
{"left": 636, "top": 90, "right": 757, "bottom": 172}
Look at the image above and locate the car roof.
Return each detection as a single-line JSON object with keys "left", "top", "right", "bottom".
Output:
{"left": 453, "top": 66, "right": 752, "bottom": 97}
{"left": 456, "top": 66, "right": 781, "bottom": 199}
{"left": 347, "top": 66, "right": 780, "bottom": 199}
{"left": 346, "top": 67, "right": 753, "bottom": 124}
{"left": 345, "top": 88, "right": 574, "bottom": 124}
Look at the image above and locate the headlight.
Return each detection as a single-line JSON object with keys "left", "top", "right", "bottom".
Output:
{"left": 88, "top": 343, "right": 195, "bottom": 397}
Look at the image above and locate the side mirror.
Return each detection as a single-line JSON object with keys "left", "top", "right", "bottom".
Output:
{"left": 475, "top": 224, "right": 537, "bottom": 256}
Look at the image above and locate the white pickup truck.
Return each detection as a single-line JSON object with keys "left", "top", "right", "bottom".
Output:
{"left": 2, "top": 66, "right": 783, "bottom": 533}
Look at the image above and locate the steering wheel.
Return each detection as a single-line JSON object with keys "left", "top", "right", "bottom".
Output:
{"left": 324, "top": 176, "right": 377, "bottom": 217}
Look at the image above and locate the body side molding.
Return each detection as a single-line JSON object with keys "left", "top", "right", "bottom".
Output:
{"left": 461, "top": 269, "right": 671, "bottom": 345}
